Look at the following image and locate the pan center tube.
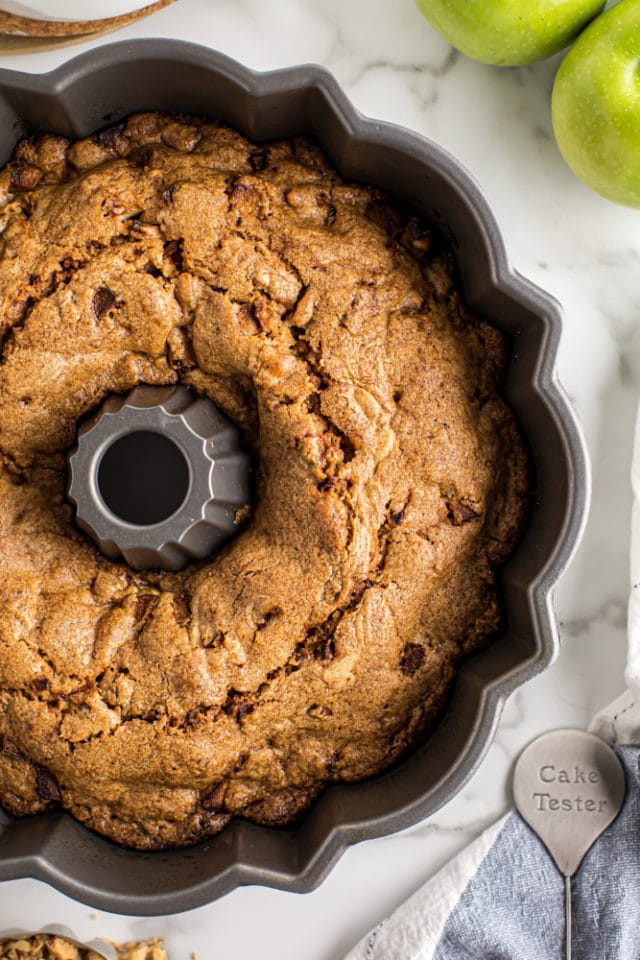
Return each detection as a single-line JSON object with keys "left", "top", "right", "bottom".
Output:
{"left": 67, "top": 384, "right": 251, "bottom": 572}
{"left": 97, "top": 429, "right": 190, "bottom": 527}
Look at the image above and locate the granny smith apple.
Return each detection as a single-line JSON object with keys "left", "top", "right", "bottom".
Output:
{"left": 553, "top": 0, "right": 640, "bottom": 207}
{"left": 415, "top": 0, "right": 605, "bottom": 66}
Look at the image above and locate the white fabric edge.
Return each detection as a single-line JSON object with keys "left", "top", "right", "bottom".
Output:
{"left": 344, "top": 814, "right": 509, "bottom": 960}
{"left": 590, "top": 689, "right": 640, "bottom": 746}
{"left": 591, "top": 402, "right": 640, "bottom": 745}
{"left": 627, "top": 399, "right": 640, "bottom": 700}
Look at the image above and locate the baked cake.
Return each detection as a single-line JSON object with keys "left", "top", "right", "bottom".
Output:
{"left": 0, "top": 113, "right": 529, "bottom": 848}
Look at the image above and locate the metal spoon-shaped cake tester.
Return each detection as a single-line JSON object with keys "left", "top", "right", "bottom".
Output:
{"left": 513, "top": 729, "right": 625, "bottom": 960}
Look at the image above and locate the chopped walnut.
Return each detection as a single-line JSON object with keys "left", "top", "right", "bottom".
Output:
{"left": 0, "top": 936, "right": 168, "bottom": 960}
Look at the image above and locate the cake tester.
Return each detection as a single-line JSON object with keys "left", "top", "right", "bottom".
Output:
{"left": 513, "top": 729, "right": 625, "bottom": 960}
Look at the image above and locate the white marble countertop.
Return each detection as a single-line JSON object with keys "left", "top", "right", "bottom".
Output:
{"left": 0, "top": 0, "right": 636, "bottom": 956}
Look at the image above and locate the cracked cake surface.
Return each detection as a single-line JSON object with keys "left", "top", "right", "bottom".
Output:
{"left": 0, "top": 113, "right": 529, "bottom": 848}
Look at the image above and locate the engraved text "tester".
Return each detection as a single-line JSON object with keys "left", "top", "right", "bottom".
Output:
{"left": 533, "top": 764, "right": 607, "bottom": 813}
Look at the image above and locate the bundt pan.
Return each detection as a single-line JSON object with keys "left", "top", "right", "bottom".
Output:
{"left": 0, "top": 39, "right": 589, "bottom": 914}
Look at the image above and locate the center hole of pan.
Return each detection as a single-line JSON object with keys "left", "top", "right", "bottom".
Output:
{"left": 97, "top": 430, "right": 190, "bottom": 526}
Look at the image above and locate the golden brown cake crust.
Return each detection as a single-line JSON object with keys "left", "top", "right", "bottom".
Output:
{"left": 0, "top": 114, "right": 529, "bottom": 849}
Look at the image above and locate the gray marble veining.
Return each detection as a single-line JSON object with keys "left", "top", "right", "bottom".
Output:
{"left": 0, "top": 0, "right": 636, "bottom": 957}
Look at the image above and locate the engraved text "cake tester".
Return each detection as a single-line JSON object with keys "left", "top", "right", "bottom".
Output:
{"left": 513, "top": 729, "right": 625, "bottom": 960}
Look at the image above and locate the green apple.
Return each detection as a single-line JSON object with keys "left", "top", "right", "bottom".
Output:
{"left": 553, "top": 0, "right": 640, "bottom": 207}
{"left": 415, "top": 0, "right": 605, "bottom": 66}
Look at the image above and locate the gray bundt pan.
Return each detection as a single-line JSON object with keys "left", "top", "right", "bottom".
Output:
{"left": 0, "top": 39, "right": 589, "bottom": 914}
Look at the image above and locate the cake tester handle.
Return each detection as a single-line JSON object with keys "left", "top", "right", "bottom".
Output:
{"left": 513, "top": 729, "right": 625, "bottom": 960}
